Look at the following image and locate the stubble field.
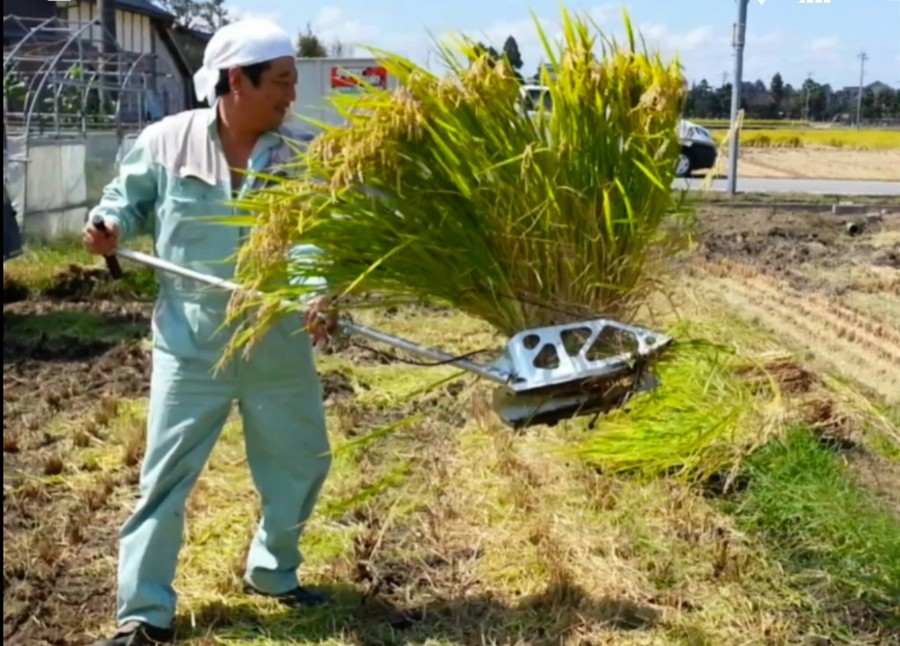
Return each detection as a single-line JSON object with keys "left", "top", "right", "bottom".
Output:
{"left": 3, "top": 202, "right": 899, "bottom": 646}
{"left": 697, "top": 125, "right": 900, "bottom": 181}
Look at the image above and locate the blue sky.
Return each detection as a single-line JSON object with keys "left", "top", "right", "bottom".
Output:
{"left": 228, "top": 0, "right": 900, "bottom": 90}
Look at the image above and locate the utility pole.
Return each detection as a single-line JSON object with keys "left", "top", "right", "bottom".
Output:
{"left": 727, "top": 0, "right": 749, "bottom": 196}
{"left": 856, "top": 52, "right": 867, "bottom": 128}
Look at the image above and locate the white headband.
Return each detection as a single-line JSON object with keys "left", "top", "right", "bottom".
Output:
{"left": 193, "top": 18, "right": 295, "bottom": 106}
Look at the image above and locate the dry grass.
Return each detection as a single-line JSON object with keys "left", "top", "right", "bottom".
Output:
{"left": 732, "top": 148, "right": 900, "bottom": 181}
{"left": 30, "top": 301, "right": 887, "bottom": 646}
{"left": 6, "top": 216, "right": 900, "bottom": 645}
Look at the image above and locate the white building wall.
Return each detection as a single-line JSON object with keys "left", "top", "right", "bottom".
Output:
{"left": 65, "top": 2, "right": 152, "bottom": 54}
{"left": 62, "top": 2, "right": 187, "bottom": 114}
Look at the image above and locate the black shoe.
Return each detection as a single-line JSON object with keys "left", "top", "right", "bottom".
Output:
{"left": 93, "top": 621, "right": 175, "bottom": 645}
{"left": 243, "top": 582, "right": 329, "bottom": 608}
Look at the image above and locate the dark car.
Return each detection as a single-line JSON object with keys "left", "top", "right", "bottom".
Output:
{"left": 676, "top": 120, "right": 718, "bottom": 177}
{"left": 519, "top": 86, "right": 718, "bottom": 178}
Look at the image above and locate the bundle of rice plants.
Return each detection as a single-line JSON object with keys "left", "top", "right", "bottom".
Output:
{"left": 225, "top": 6, "right": 691, "bottom": 350}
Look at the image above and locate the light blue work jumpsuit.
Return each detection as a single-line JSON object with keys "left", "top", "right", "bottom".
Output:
{"left": 89, "top": 106, "right": 331, "bottom": 629}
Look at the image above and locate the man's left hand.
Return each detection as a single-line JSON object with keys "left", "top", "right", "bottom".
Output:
{"left": 304, "top": 295, "right": 339, "bottom": 347}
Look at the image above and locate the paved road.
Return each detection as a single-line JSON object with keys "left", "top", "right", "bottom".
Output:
{"left": 677, "top": 177, "right": 900, "bottom": 196}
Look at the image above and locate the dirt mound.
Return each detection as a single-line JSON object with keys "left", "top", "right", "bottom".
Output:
{"left": 2, "top": 271, "right": 29, "bottom": 304}
{"left": 43, "top": 264, "right": 115, "bottom": 300}
{"left": 695, "top": 209, "right": 899, "bottom": 289}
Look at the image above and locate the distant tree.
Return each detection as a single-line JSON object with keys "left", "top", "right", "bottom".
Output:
{"left": 470, "top": 40, "right": 523, "bottom": 81}
{"left": 474, "top": 41, "right": 500, "bottom": 62}
{"left": 329, "top": 38, "right": 354, "bottom": 57}
{"left": 157, "top": 0, "right": 196, "bottom": 27}
{"left": 157, "top": 0, "right": 230, "bottom": 32}
{"left": 715, "top": 83, "right": 732, "bottom": 118}
{"left": 770, "top": 72, "right": 784, "bottom": 111}
{"left": 799, "top": 78, "right": 827, "bottom": 120}
{"left": 195, "top": 0, "right": 230, "bottom": 31}
{"left": 297, "top": 23, "right": 327, "bottom": 57}
{"left": 887, "top": 89, "right": 900, "bottom": 119}
{"left": 502, "top": 36, "right": 523, "bottom": 70}
{"left": 860, "top": 88, "right": 876, "bottom": 120}
{"left": 501, "top": 35, "right": 524, "bottom": 82}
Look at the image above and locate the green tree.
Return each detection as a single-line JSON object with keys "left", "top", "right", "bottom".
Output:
{"left": 860, "top": 88, "right": 876, "bottom": 120}
{"left": 297, "top": 23, "right": 327, "bottom": 57}
{"left": 887, "top": 89, "right": 900, "bottom": 119}
{"left": 158, "top": 0, "right": 230, "bottom": 32}
{"left": 502, "top": 35, "right": 523, "bottom": 70}
{"left": 474, "top": 41, "right": 500, "bottom": 62}
{"left": 797, "top": 78, "right": 827, "bottom": 120}
{"left": 769, "top": 72, "right": 784, "bottom": 112}
{"left": 195, "top": 0, "right": 230, "bottom": 30}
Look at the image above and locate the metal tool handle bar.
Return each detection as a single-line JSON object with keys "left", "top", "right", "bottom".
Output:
{"left": 113, "top": 248, "right": 506, "bottom": 384}
{"left": 90, "top": 215, "right": 123, "bottom": 279}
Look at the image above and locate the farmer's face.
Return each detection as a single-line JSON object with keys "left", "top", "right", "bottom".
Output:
{"left": 232, "top": 56, "right": 297, "bottom": 131}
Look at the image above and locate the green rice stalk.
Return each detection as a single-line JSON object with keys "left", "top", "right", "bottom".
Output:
{"left": 225, "top": 6, "right": 691, "bottom": 355}
{"left": 729, "top": 428, "right": 900, "bottom": 625}
{"left": 568, "top": 331, "right": 784, "bottom": 482}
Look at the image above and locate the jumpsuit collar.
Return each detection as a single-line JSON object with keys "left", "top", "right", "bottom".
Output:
{"left": 206, "top": 99, "right": 283, "bottom": 155}
{"left": 206, "top": 99, "right": 284, "bottom": 196}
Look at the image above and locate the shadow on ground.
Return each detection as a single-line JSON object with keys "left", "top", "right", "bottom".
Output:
{"left": 178, "top": 581, "right": 663, "bottom": 645}
{"left": 3, "top": 308, "right": 150, "bottom": 364}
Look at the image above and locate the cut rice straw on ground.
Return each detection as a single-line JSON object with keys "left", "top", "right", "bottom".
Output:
{"left": 569, "top": 328, "right": 784, "bottom": 483}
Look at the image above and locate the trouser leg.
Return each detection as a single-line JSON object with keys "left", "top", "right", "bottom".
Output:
{"left": 116, "top": 349, "right": 235, "bottom": 628}
{"left": 238, "top": 350, "right": 332, "bottom": 594}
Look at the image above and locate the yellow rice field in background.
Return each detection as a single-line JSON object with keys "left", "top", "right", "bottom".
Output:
{"left": 712, "top": 127, "right": 900, "bottom": 150}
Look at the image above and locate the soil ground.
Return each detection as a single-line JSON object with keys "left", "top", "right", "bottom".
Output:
{"left": 3, "top": 275, "right": 154, "bottom": 645}
{"left": 708, "top": 148, "right": 900, "bottom": 181}
{"left": 685, "top": 206, "right": 900, "bottom": 405}
{"left": 3, "top": 207, "right": 899, "bottom": 645}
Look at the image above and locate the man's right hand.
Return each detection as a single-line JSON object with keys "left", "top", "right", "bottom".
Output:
{"left": 82, "top": 218, "right": 119, "bottom": 255}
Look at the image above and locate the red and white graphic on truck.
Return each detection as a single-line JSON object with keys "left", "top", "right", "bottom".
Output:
{"left": 330, "top": 66, "right": 388, "bottom": 90}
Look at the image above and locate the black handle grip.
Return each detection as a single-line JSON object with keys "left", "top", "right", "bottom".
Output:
{"left": 90, "top": 214, "right": 123, "bottom": 279}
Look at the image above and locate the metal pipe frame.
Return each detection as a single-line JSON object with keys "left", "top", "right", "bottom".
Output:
{"left": 23, "top": 19, "right": 100, "bottom": 134}
{"left": 5, "top": 16, "right": 164, "bottom": 137}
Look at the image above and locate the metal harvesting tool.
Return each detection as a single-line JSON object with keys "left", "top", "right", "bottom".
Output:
{"left": 98, "top": 236, "right": 672, "bottom": 429}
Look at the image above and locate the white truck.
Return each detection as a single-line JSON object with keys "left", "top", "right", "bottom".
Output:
{"left": 288, "top": 57, "right": 401, "bottom": 135}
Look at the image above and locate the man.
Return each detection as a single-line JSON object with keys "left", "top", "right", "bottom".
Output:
{"left": 83, "top": 18, "right": 336, "bottom": 646}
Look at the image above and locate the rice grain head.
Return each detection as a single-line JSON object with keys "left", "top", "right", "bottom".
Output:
{"left": 225, "top": 6, "right": 691, "bottom": 360}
